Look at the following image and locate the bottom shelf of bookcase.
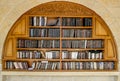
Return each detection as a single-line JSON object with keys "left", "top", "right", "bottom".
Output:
{"left": 1, "top": 71, "right": 119, "bottom": 76}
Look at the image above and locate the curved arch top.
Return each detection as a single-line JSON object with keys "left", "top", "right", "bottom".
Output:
{"left": 2, "top": 1, "right": 118, "bottom": 71}
{"left": 25, "top": 1, "right": 94, "bottom": 16}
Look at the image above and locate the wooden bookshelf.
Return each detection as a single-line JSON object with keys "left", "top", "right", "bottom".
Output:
{"left": 2, "top": 1, "right": 117, "bottom": 71}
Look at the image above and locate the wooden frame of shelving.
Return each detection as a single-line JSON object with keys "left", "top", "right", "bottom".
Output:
{"left": 2, "top": 1, "right": 118, "bottom": 71}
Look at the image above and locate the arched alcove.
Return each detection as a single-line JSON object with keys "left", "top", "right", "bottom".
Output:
{"left": 2, "top": 1, "right": 117, "bottom": 71}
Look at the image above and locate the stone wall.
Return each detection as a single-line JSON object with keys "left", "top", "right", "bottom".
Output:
{"left": 0, "top": 0, "right": 120, "bottom": 81}
{"left": 4, "top": 76, "right": 116, "bottom": 81}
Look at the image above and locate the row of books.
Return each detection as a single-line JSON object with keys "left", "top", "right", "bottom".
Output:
{"left": 30, "top": 28, "right": 60, "bottom": 37}
{"left": 29, "top": 16, "right": 92, "bottom": 26}
{"left": 62, "top": 29, "right": 92, "bottom": 37}
{"left": 6, "top": 61, "right": 114, "bottom": 70}
{"left": 45, "top": 51, "right": 60, "bottom": 59}
{"left": 17, "top": 51, "right": 60, "bottom": 59}
{"left": 62, "top": 40, "right": 104, "bottom": 48}
{"left": 18, "top": 39, "right": 60, "bottom": 48}
{"left": 17, "top": 51, "right": 42, "bottom": 59}
{"left": 18, "top": 39, "right": 103, "bottom": 48}
{"left": 17, "top": 50, "right": 103, "bottom": 59}
{"left": 62, "top": 17, "right": 92, "bottom": 26}
{"left": 6, "top": 61, "right": 28, "bottom": 70}
{"left": 62, "top": 50, "right": 103, "bottom": 59}
{"left": 29, "top": 16, "right": 60, "bottom": 26}
{"left": 30, "top": 61, "right": 60, "bottom": 70}
{"left": 30, "top": 28, "right": 92, "bottom": 38}
{"left": 6, "top": 61, "right": 60, "bottom": 70}
{"left": 62, "top": 62, "right": 114, "bottom": 70}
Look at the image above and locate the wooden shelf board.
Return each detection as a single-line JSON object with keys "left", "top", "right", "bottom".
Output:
{"left": 3, "top": 58, "right": 117, "bottom": 62}
{"left": 62, "top": 38, "right": 105, "bottom": 40}
{"left": 16, "top": 48, "right": 60, "bottom": 51}
{"left": 29, "top": 26, "right": 60, "bottom": 28}
{"left": 17, "top": 37, "right": 60, "bottom": 40}
{"left": 62, "top": 48, "right": 104, "bottom": 51}
{"left": 3, "top": 59, "right": 60, "bottom": 61}
{"left": 62, "top": 26, "right": 92, "bottom": 28}
{"left": 61, "top": 59, "right": 117, "bottom": 61}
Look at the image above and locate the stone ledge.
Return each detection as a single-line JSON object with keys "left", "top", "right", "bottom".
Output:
{"left": 1, "top": 71, "right": 119, "bottom": 76}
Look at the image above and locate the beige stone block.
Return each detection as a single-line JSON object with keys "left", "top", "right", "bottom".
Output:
{"left": 4, "top": 76, "right": 116, "bottom": 81}
{"left": 5, "top": 76, "right": 51, "bottom": 81}
{"left": 50, "top": 76, "right": 73, "bottom": 81}
{"left": 0, "top": 6, "right": 12, "bottom": 24}
{"left": 0, "top": 0, "right": 22, "bottom": 6}
{"left": 107, "top": 8, "right": 120, "bottom": 17}
{"left": 68, "top": 0, "right": 96, "bottom": 9}
{"left": 98, "top": 0, "right": 120, "bottom": 7}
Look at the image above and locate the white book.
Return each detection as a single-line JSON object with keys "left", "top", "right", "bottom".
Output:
{"left": 88, "top": 52, "right": 91, "bottom": 59}
{"left": 44, "top": 17, "right": 47, "bottom": 26}
{"left": 45, "top": 52, "right": 52, "bottom": 59}
{"left": 84, "top": 40, "right": 87, "bottom": 48}
{"left": 49, "top": 52, "right": 53, "bottom": 59}
{"left": 72, "top": 62, "right": 75, "bottom": 70}
{"left": 65, "top": 62, "right": 68, "bottom": 70}
{"left": 76, "top": 62, "right": 79, "bottom": 70}
{"left": 90, "top": 62, "right": 94, "bottom": 70}
{"left": 45, "top": 52, "right": 48, "bottom": 59}
{"left": 99, "top": 62, "right": 104, "bottom": 70}
{"left": 38, "top": 62, "right": 41, "bottom": 69}
{"left": 91, "top": 53, "right": 95, "bottom": 59}
{"left": 39, "top": 16, "right": 45, "bottom": 26}
{"left": 41, "top": 40, "right": 43, "bottom": 47}
{"left": 62, "top": 51, "right": 65, "bottom": 59}
{"left": 26, "top": 51, "right": 29, "bottom": 59}
{"left": 35, "top": 61, "right": 39, "bottom": 69}
{"left": 32, "top": 62, "right": 36, "bottom": 69}
{"left": 80, "top": 62, "right": 83, "bottom": 70}
{"left": 45, "top": 63, "right": 48, "bottom": 70}
{"left": 18, "top": 62, "right": 23, "bottom": 69}
{"left": 95, "top": 53, "right": 99, "bottom": 59}
{"left": 19, "top": 51, "right": 23, "bottom": 59}
{"left": 33, "top": 16, "right": 37, "bottom": 26}
{"left": 13, "top": 62, "right": 20, "bottom": 69}
{"left": 71, "top": 52, "right": 78, "bottom": 59}
{"left": 39, "top": 16, "right": 42, "bottom": 26}
{"left": 52, "top": 63, "right": 55, "bottom": 70}
{"left": 99, "top": 52, "right": 103, "bottom": 59}
{"left": 53, "top": 63, "right": 57, "bottom": 70}
{"left": 30, "top": 51, "right": 33, "bottom": 59}
{"left": 93, "top": 62, "right": 97, "bottom": 70}
{"left": 62, "top": 51, "right": 68, "bottom": 59}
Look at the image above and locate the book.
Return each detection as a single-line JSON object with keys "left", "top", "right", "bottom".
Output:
{"left": 33, "top": 16, "right": 37, "bottom": 26}
{"left": 13, "top": 62, "right": 20, "bottom": 69}
{"left": 46, "top": 17, "right": 60, "bottom": 26}
{"left": 71, "top": 52, "right": 78, "bottom": 59}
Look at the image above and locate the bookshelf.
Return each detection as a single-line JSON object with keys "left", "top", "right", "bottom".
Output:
{"left": 2, "top": 1, "right": 117, "bottom": 71}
